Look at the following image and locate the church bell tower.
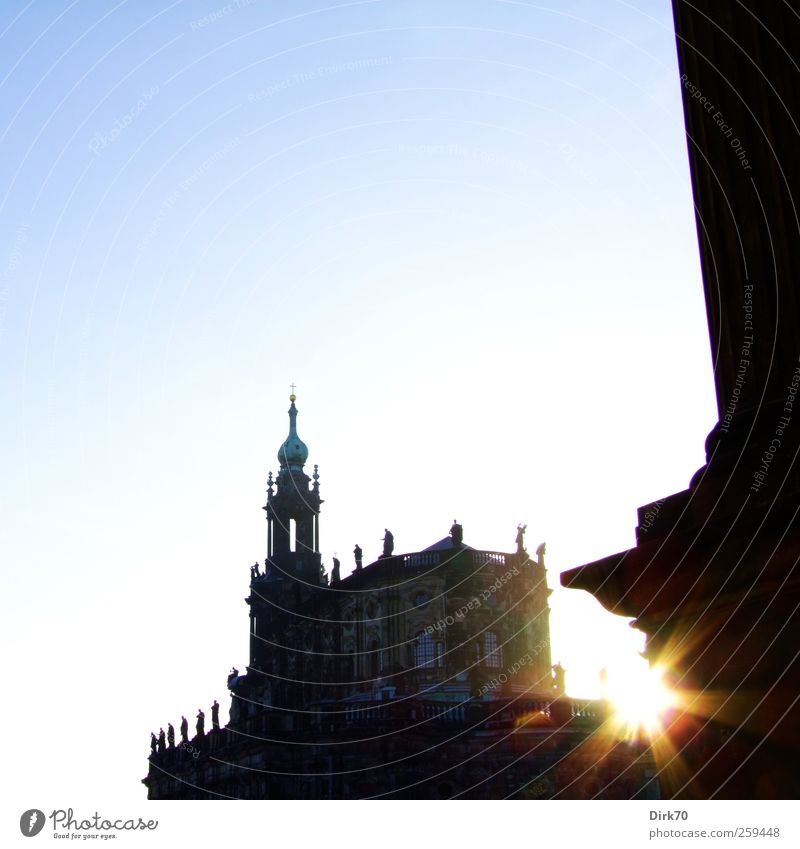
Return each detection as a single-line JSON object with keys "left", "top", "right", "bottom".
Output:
{"left": 263, "top": 392, "right": 323, "bottom": 583}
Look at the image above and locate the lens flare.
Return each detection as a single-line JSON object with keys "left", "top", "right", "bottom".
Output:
{"left": 606, "top": 663, "right": 677, "bottom": 739}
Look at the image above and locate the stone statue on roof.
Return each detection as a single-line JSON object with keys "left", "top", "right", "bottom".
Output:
{"left": 553, "top": 662, "right": 565, "bottom": 694}
{"left": 515, "top": 523, "right": 527, "bottom": 553}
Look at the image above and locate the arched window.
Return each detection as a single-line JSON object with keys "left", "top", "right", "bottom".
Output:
{"left": 484, "top": 631, "right": 502, "bottom": 668}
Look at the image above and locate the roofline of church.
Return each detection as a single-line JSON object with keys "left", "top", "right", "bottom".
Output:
{"left": 338, "top": 545, "right": 531, "bottom": 587}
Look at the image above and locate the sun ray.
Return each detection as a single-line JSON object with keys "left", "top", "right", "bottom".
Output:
{"left": 606, "top": 663, "right": 679, "bottom": 741}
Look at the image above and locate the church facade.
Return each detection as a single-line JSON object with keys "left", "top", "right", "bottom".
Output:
{"left": 143, "top": 395, "right": 658, "bottom": 799}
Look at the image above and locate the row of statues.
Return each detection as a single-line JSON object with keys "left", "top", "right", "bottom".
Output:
{"left": 248, "top": 523, "right": 542, "bottom": 584}
{"left": 149, "top": 700, "right": 220, "bottom": 755}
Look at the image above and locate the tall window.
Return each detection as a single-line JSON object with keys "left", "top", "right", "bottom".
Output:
{"left": 484, "top": 631, "right": 502, "bottom": 668}
{"left": 414, "top": 633, "right": 436, "bottom": 669}
{"left": 289, "top": 518, "right": 296, "bottom": 552}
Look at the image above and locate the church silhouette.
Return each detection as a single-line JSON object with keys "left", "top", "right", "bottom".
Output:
{"left": 143, "top": 394, "right": 657, "bottom": 799}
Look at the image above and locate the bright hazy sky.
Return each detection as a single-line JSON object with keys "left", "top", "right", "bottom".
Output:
{"left": 1, "top": 0, "right": 717, "bottom": 804}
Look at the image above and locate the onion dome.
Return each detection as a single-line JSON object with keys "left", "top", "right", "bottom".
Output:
{"left": 277, "top": 394, "right": 308, "bottom": 471}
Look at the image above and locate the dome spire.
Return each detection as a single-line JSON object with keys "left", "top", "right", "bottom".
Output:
{"left": 278, "top": 386, "right": 308, "bottom": 472}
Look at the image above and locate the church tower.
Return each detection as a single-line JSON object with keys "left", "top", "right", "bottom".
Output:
{"left": 263, "top": 391, "right": 323, "bottom": 584}
{"left": 241, "top": 392, "right": 327, "bottom": 709}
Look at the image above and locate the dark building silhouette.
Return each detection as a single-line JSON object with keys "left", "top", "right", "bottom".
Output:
{"left": 144, "top": 395, "right": 657, "bottom": 799}
{"left": 562, "top": 1, "right": 800, "bottom": 799}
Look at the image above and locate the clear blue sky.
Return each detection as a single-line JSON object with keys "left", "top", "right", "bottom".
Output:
{"left": 0, "top": 0, "right": 717, "bottom": 804}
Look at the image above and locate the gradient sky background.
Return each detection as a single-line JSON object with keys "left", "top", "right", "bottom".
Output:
{"left": 1, "top": 0, "right": 717, "bottom": 804}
